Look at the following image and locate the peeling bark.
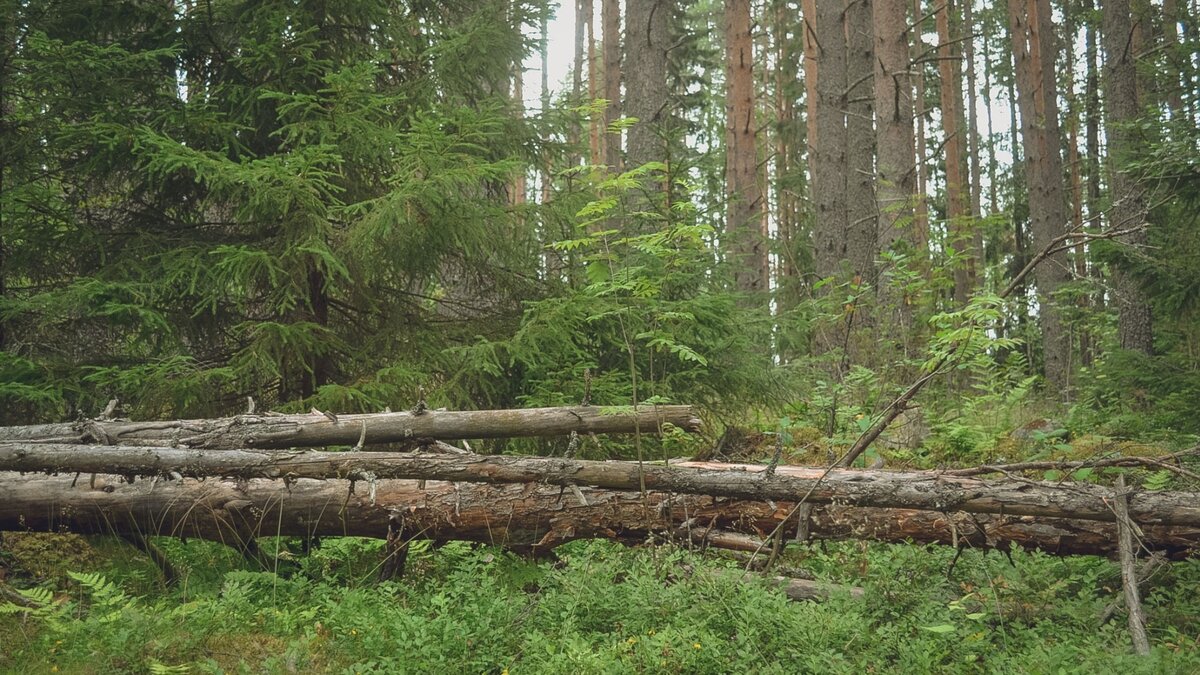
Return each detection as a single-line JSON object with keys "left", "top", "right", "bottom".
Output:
{"left": 0, "top": 405, "right": 701, "bottom": 449}
{"left": 1, "top": 474, "right": 1195, "bottom": 558}
{"left": 4, "top": 447, "right": 1200, "bottom": 527}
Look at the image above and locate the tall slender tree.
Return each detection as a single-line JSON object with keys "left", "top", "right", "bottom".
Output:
{"left": 874, "top": 0, "right": 917, "bottom": 281}
{"left": 603, "top": 0, "right": 623, "bottom": 170}
{"left": 938, "top": 0, "right": 972, "bottom": 303}
{"left": 811, "top": 0, "right": 850, "bottom": 284}
{"left": 725, "top": 0, "right": 767, "bottom": 295}
{"left": 1102, "top": 0, "right": 1154, "bottom": 354}
{"left": 846, "top": 0, "right": 878, "bottom": 285}
{"left": 1009, "top": 0, "right": 1073, "bottom": 390}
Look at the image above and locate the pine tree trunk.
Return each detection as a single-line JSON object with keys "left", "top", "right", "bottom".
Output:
{"left": 873, "top": 0, "right": 915, "bottom": 281}
{"left": 1064, "top": 4, "right": 1091, "bottom": 367}
{"left": 812, "top": 0, "right": 849, "bottom": 285}
{"left": 624, "top": 0, "right": 670, "bottom": 171}
{"left": 937, "top": 0, "right": 970, "bottom": 304}
{"left": 846, "top": 0, "right": 877, "bottom": 285}
{"left": 963, "top": 0, "right": 983, "bottom": 287}
{"left": 1102, "top": 0, "right": 1154, "bottom": 355}
{"left": 586, "top": 0, "right": 602, "bottom": 166}
{"left": 911, "top": 0, "right": 930, "bottom": 259}
{"left": 1009, "top": 0, "right": 1072, "bottom": 391}
{"left": 1163, "top": 0, "right": 1184, "bottom": 115}
{"left": 603, "top": 0, "right": 622, "bottom": 170}
{"left": 725, "top": 0, "right": 767, "bottom": 296}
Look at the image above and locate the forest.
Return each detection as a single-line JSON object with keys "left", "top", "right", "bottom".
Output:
{"left": 1, "top": 0, "right": 1199, "bottom": 672}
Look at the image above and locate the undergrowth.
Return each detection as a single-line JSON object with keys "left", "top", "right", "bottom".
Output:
{"left": 2, "top": 537, "right": 1199, "bottom": 674}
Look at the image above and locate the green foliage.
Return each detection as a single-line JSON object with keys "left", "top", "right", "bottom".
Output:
{"left": 3, "top": 540, "right": 1199, "bottom": 673}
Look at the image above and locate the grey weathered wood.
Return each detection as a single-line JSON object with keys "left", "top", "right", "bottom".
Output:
{"left": 1, "top": 473, "right": 1196, "bottom": 558}
{"left": 0, "top": 405, "right": 701, "bottom": 449}
{"left": 4, "top": 444, "right": 1200, "bottom": 527}
{"left": 1115, "top": 475, "right": 1152, "bottom": 655}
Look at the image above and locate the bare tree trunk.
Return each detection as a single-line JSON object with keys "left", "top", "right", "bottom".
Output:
{"left": 624, "top": 0, "right": 670, "bottom": 171}
{"left": 873, "top": 0, "right": 916, "bottom": 315}
{"left": 1009, "top": 0, "right": 1072, "bottom": 391}
{"left": 812, "top": 0, "right": 850, "bottom": 285}
{"left": 586, "top": 0, "right": 602, "bottom": 166}
{"left": 911, "top": 0, "right": 930, "bottom": 260}
{"left": 603, "top": 0, "right": 623, "bottom": 170}
{"left": 1064, "top": 3, "right": 1092, "bottom": 368}
{"left": 3, "top": 473, "right": 1197, "bottom": 558}
{"left": 725, "top": 0, "right": 768, "bottom": 296}
{"left": 0, "top": 405, "right": 702, "bottom": 449}
{"left": 1163, "top": 0, "right": 1184, "bottom": 115}
{"left": 963, "top": 0, "right": 983, "bottom": 286}
{"left": 846, "top": 0, "right": 877, "bottom": 285}
{"left": 6, "top": 446, "right": 1200, "bottom": 527}
{"left": 938, "top": 0, "right": 971, "bottom": 304}
{"left": 1102, "top": 0, "right": 1155, "bottom": 355}
{"left": 802, "top": 0, "right": 820, "bottom": 162}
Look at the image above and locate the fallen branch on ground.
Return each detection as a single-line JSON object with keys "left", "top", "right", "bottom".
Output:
{"left": 0, "top": 405, "right": 701, "bottom": 449}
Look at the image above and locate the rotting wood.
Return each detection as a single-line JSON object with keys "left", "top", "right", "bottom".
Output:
{"left": 0, "top": 405, "right": 701, "bottom": 449}
{"left": 3, "top": 445, "right": 1200, "bottom": 528}
{"left": 1115, "top": 475, "right": 1152, "bottom": 655}
{"left": 1, "top": 474, "right": 1196, "bottom": 558}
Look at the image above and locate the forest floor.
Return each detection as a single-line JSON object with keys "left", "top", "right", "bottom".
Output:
{"left": 2, "top": 526, "right": 1199, "bottom": 673}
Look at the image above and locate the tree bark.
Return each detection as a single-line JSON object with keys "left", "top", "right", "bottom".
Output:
{"left": 5, "top": 446, "right": 1200, "bottom": 527}
{"left": 624, "top": 0, "right": 670, "bottom": 171}
{"left": 0, "top": 405, "right": 702, "bottom": 449}
{"left": 1102, "top": 0, "right": 1154, "bottom": 355}
{"left": 938, "top": 0, "right": 972, "bottom": 304}
{"left": 846, "top": 0, "right": 877, "bottom": 286}
{"left": 1008, "top": 0, "right": 1072, "bottom": 390}
{"left": 586, "top": 0, "right": 603, "bottom": 166}
{"left": 725, "top": 0, "right": 768, "bottom": 296}
{"left": 812, "top": 0, "right": 850, "bottom": 286}
{"left": 873, "top": 0, "right": 916, "bottom": 328}
{"left": 2, "top": 473, "right": 1196, "bottom": 558}
{"left": 603, "top": 0, "right": 623, "bottom": 170}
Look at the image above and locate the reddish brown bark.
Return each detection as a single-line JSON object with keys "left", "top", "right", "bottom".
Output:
{"left": 602, "top": 0, "right": 622, "bottom": 170}
{"left": 1009, "top": 0, "right": 1072, "bottom": 389}
{"left": 725, "top": 0, "right": 768, "bottom": 295}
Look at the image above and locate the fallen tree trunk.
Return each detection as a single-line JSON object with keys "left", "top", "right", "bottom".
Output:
{"left": 4, "top": 444, "right": 1200, "bottom": 526}
{"left": 0, "top": 405, "right": 700, "bottom": 449}
{"left": 0, "top": 474, "right": 1195, "bottom": 558}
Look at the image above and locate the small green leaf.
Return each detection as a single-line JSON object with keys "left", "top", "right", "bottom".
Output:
{"left": 920, "top": 624, "right": 957, "bottom": 634}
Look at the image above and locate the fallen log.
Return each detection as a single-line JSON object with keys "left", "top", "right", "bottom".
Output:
{"left": 0, "top": 405, "right": 701, "bottom": 449}
{"left": 0, "top": 474, "right": 1195, "bottom": 558}
{"left": 4, "top": 444, "right": 1200, "bottom": 526}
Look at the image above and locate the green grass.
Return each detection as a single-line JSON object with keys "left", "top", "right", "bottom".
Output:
{"left": 2, "top": 536, "right": 1199, "bottom": 674}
